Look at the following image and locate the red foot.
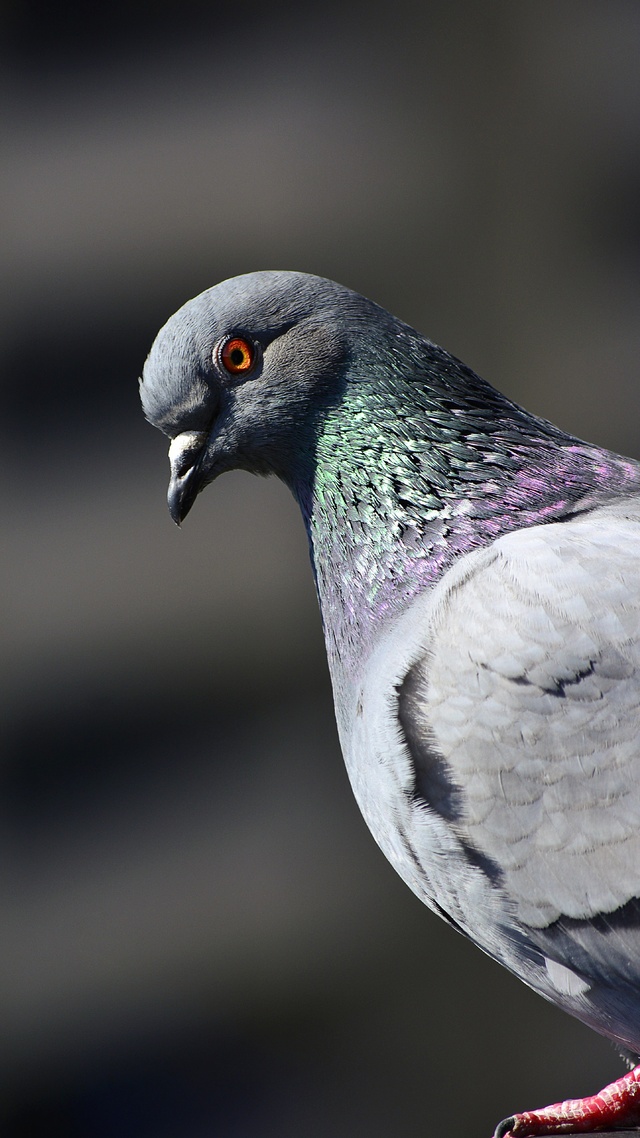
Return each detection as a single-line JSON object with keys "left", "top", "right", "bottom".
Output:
{"left": 494, "top": 1064, "right": 640, "bottom": 1137}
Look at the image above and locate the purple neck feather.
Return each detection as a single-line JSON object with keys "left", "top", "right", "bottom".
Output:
{"left": 294, "top": 441, "right": 640, "bottom": 693}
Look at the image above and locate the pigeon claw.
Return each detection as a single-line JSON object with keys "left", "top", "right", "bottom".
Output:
{"left": 494, "top": 1117, "right": 516, "bottom": 1138}
{"left": 493, "top": 1064, "right": 640, "bottom": 1137}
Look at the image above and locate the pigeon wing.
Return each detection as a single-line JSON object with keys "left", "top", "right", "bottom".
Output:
{"left": 394, "top": 499, "right": 640, "bottom": 1018}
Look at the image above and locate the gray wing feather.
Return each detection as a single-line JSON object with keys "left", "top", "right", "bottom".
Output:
{"left": 414, "top": 500, "right": 640, "bottom": 930}
{"left": 349, "top": 499, "right": 640, "bottom": 1045}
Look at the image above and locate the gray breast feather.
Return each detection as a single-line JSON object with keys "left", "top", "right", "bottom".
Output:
{"left": 401, "top": 501, "right": 640, "bottom": 931}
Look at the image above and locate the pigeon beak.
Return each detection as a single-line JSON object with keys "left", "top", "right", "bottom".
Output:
{"left": 167, "top": 431, "right": 208, "bottom": 525}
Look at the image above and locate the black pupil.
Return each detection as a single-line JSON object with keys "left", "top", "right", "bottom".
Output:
{"left": 230, "top": 347, "right": 246, "bottom": 366}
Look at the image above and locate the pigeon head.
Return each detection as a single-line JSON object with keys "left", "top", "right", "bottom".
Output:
{"left": 141, "top": 270, "right": 393, "bottom": 524}
{"left": 141, "top": 270, "right": 630, "bottom": 637}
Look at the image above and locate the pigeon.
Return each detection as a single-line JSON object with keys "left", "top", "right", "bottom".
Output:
{"left": 140, "top": 271, "right": 640, "bottom": 1136}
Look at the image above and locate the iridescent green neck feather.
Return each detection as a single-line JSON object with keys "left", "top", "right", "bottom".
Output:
{"left": 289, "top": 348, "right": 640, "bottom": 690}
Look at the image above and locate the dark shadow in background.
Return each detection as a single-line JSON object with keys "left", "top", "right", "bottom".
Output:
{"left": 2, "top": 2, "right": 640, "bottom": 1135}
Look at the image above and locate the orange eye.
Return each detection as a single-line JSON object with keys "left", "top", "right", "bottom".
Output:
{"left": 220, "top": 336, "right": 256, "bottom": 375}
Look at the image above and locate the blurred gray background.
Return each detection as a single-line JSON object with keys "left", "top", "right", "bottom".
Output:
{"left": 2, "top": 2, "right": 640, "bottom": 1135}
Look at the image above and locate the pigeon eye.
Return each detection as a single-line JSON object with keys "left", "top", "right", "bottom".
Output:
{"left": 219, "top": 336, "right": 256, "bottom": 375}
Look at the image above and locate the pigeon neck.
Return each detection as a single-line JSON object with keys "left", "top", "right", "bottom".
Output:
{"left": 291, "top": 378, "right": 640, "bottom": 694}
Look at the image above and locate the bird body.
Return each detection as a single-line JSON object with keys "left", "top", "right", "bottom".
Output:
{"left": 348, "top": 499, "right": 640, "bottom": 1054}
{"left": 141, "top": 271, "right": 640, "bottom": 1133}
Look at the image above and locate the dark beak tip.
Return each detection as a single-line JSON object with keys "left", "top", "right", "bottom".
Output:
{"left": 167, "top": 478, "right": 197, "bottom": 526}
